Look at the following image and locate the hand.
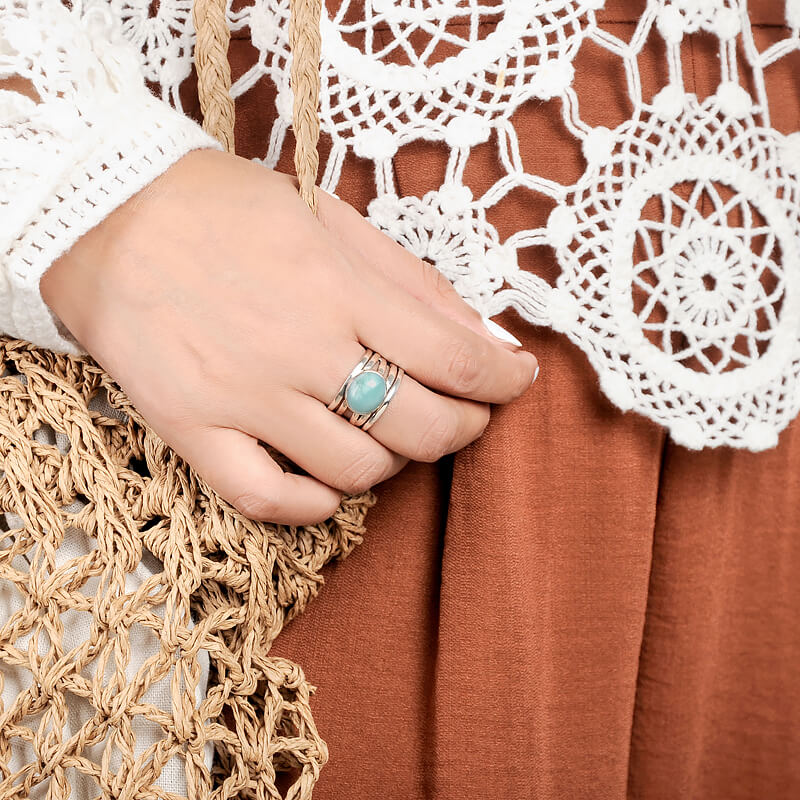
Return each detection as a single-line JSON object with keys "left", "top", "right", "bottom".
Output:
{"left": 41, "top": 150, "right": 538, "bottom": 525}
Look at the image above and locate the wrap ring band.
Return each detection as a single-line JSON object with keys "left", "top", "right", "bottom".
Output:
{"left": 327, "top": 348, "right": 404, "bottom": 432}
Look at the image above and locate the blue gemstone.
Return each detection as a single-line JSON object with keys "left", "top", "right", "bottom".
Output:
{"left": 346, "top": 371, "right": 387, "bottom": 415}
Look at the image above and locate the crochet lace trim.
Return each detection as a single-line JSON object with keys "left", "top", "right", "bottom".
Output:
{"left": 4, "top": 0, "right": 800, "bottom": 449}
{"left": 244, "top": 0, "right": 798, "bottom": 451}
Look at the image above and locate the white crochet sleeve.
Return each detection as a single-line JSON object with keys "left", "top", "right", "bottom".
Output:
{"left": 0, "top": 0, "right": 221, "bottom": 354}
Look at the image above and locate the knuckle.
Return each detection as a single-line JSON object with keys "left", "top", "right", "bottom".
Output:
{"left": 230, "top": 489, "right": 279, "bottom": 521}
{"left": 414, "top": 408, "right": 459, "bottom": 463}
{"left": 421, "top": 259, "right": 455, "bottom": 298}
{"left": 334, "top": 449, "right": 388, "bottom": 494}
{"left": 443, "top": 337, "right": 484, "bottom": 393}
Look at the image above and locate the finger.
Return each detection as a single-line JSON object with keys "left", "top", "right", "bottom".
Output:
{"left": 177, "top": 425, "right": 342, "bottom": 525}
{"left": 366, "top": 374, "right": 492, "bottom": 463}
{"left": 251, "top": 390, "right": 408, "bottom": 495}
{"left": 352, "top": 273, "right": 538, "bottom": 404}
{"left": 297, "top": 341, "right": 493, "bottom": 464}
{"left": 316, "top": 191, "right": 521, "bottom": 346}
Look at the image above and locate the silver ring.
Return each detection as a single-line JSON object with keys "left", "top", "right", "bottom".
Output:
{"left": 327, "top": 348, "right": 404, "bottom": 432}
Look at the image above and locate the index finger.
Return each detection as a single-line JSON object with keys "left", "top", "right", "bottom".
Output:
{"left": 352, "top": 268, "right": 538, "bottom": 404}
{"left": 317, "top": 190, "right": 504, "bottom": 343}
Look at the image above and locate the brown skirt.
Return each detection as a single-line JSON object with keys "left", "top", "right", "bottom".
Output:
{"left": 221, "top": 1, "right": 800, "bottom": 796}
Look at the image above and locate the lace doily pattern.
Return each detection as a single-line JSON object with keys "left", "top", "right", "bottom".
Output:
{"left": 28, "top": 0, "right": 800, "bottom": 452}
{"left": 111, "top": 0, "right": 197, "bottom": 106}
{"left": 255, "top": 0, "right": 797, "bottom": 452}
{"left": 225, "top": 0, "right": 603, "bottom": 167}
{"left": 544, "top": 100, "right": 800, "bottom": 450}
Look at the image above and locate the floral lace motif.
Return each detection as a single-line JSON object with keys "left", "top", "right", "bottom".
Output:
{"left": 89, "top": 1, "right": 800, "bottom": 449}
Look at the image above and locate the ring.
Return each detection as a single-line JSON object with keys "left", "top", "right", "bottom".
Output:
{"left": 327, "top": 348, "right": 404, "bottom": 431}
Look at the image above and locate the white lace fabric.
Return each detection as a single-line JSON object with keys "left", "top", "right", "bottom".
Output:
{"left": 1, "top": 0, "right": 799, "bottom": 447}
{"left": 234, "top": 0, "right": 800, "bottom": 452}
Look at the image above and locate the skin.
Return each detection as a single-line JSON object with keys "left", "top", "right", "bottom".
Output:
{"left": 40, "top": 149, "right": 538, "bottom": 525}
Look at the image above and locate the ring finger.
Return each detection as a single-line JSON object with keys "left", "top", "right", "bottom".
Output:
{"left": 303, "top": 341, "right": 492, "bottom": 464}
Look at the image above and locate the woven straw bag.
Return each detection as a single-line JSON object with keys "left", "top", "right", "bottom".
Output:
{"left": 0, "top": 1, "right": 372, "bottom": 797}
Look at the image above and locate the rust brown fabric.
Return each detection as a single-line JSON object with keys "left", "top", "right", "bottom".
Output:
{"left": 219, "top": 1, "right": 800, "bottom": 796}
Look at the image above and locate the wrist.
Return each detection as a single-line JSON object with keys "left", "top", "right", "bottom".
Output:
{"left": 40, "top": 148, "right": 221, "bottom": 349}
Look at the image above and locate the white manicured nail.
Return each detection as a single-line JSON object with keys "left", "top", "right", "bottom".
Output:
{"left": 532, "top": 365, "right": 540, "bottom": 385}
{"left": 482, "top": 317, "right": 522, "bottom": 347}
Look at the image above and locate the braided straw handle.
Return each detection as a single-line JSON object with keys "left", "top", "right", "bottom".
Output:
{"left": 192, "top": 0, "right": 322, "bottom": 212}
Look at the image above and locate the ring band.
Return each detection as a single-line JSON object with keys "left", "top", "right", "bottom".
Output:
{"left": 327, "top": 348, "right": 404, "bottom": 431}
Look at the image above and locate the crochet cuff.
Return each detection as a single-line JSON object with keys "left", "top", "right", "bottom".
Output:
{"left": 0, "top": 1, "right": 223, "bottom": 354}
{"left": 3, "top": 94, "right": 221, "bottom": 355}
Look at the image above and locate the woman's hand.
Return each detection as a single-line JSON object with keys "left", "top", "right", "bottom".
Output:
{"left": 40, "top": 150, "right": 538, "bottom": 525}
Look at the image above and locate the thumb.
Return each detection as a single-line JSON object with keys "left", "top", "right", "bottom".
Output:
{"left": 177, "top": 425, "right": 342, "bottom": 525}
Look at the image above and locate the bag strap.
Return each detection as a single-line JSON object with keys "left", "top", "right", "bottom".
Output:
{"left": 192, "top": 0, "right": 322, "bottom": 213}
{"left": 191, "top": 0, "right": 235, "bottom": 154}
{"left": 288, "top": 0, "right": 322, "bottom": 213}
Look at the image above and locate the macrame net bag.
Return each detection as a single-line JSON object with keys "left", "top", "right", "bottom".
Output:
{"left": 0, "top": 0, "right": 369, "bottom": 798}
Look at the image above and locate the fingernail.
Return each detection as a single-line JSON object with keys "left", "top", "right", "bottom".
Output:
{"left": 482, "top": 317, "right": 522, "bottom": 347}
{"left": 531, "top": 364, "right": 540, "bottom": 385}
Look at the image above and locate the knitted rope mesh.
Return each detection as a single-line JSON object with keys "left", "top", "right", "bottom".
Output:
{"left": 0, "top": 1, "right": 372, "bottom": 798}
